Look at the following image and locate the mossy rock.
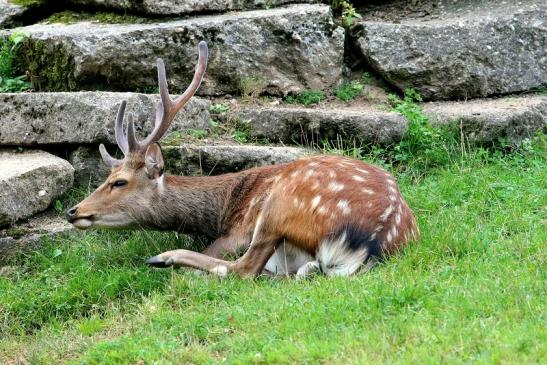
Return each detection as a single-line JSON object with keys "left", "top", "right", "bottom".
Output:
{"left": 14, "top": 37, "right": 76, "bottom": 91}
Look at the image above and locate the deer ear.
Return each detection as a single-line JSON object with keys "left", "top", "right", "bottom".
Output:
{"left": 144, "top": 143, "right": 164, "bottom": 179}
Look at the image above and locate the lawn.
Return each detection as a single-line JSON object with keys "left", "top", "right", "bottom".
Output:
{"left": 0, "top": 137, "right": 545, "bottom": 364}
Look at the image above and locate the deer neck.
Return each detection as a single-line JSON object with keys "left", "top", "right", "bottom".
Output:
{"left": 150, "top": 172, "right": 252, "bottom": 236}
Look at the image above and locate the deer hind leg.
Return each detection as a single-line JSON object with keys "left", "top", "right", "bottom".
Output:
{"left": 202, "top": 233, "right": 251, "bottom": 259}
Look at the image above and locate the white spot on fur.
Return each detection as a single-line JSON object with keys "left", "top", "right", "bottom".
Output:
{"left": 328, "top": 181, "right": 344, "bottom": 192}
{"left": 388, "top": 186, "right": 397, "bottom": 194}
{"left": 318, "top": 206, "right": 327, "bottom": 215}
{"left": 366, "top": 202, "right": 374, "bottom": 208}
{"left": 386, "top": 231, "right": 393, "bottom": 243}
{"left": 355, "top": 168, "right": 369, "bottom": 174}
{"left": 337, "top": 200, "right": 351, "bottom": 215}
{"left": 395, "top": 213, "right": 401, "bottom": 225}
{"left": 308, "top": 162, "right": 319, "bottom": 167}
{"left": 304, "top": 170, "right": 316, "bottom": 180}
{"left": 389, "top": 195, "right": 397, "bottom": 202}
{"left": 290, "top": 170, "right": 300, "bottom": 179}
{"left": 362, "top": 188, "right": 375, "bottom": 195}
{"left": 380, "top": 205, "right": 394, "bottom": 222}
{"left": 352, "top": 175, "right": 365, "bottom": 182}
{"left": 370, "top": 232, "right": 377, "bottom": 240}
{"left": 311, "top": 181, "right": 320, "bottom": 190}
{"left": 211, "top": 265, "right": 228, "bottom": 278}
{"left": 387, "top": 179, "right": 396, "bottom": 186}
{"left": 311, "top": 195, "right": 322, "bottom": 210}
{"left": 374, "top": 224, "right": 383, "bottom": 232}
{"left": 317, "top": 231, "right": 369, "bottom": 276}
{"left": 293, "top": 198, "right": 300, "bottom": 207}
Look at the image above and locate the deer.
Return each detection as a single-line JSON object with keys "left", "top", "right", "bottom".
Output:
{"left": 65, "top": 41, "right": 419, "bottom": 278}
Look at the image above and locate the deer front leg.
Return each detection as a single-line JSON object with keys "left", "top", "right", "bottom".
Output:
{"left": 146, "top": 250, "right": 233, "bottom": 277}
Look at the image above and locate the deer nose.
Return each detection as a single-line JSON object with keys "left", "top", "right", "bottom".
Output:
{"left": 66, "top": 207, "right": 78, "bottom": 222}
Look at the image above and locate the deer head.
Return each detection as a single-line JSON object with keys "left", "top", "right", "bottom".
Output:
{"left": 66, "top": 41, "right": 208, "bottom": 230}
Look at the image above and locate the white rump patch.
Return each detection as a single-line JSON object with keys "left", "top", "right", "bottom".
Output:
{"left": 317, "top": 231, "right": 370, "bottom": 276}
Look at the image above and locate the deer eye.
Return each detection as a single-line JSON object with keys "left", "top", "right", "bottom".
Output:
{"left": 112, "top": 180, "right": 128, "bottom": 188}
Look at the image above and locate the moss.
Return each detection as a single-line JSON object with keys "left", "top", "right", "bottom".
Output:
{"left": 9, "top": 0, "right": 47, "bottom": 7}
{"left": 14, "top": 37, "right": 76, "bottom": 91}
{"left": 45, "top": 11, "right": 151, "bottom": 25}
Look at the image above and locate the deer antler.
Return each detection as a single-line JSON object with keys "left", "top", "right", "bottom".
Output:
{"left": 100, "top": 41, "right": 209, "bottom": 166}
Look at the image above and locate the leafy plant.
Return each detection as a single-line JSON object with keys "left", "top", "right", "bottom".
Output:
{"left": 210, "top": 102, "right": 230, "bottom": 114}
{"left": 330, "top": 0, "right": 362, "bottom": 27}
{"left": 285, "top": 90, "right": 325, "bottom": 105}
{"left": 0, "top": 32, "right": 32, "bottom": 92}
{"left": 335, "top": 80, "right": 363, "bottom": 102}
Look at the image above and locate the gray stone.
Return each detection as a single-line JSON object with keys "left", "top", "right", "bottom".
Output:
{"left": 0, "top": 92, "right": 210, "bottom": 145}
{"left": 351, "top": 0, "right": 547, "bottom": 100}
{"left": 68, "top": 146, "right": 112, "bottom": 188}
{"left": 0, "top": 0, "right": 25, "bottom": 28}
{"left": 64, "top": 0, "right": 318, "bottom": 15}
{"left": 162, "top": 144, "right": 311, "bottom": 176}
{"left": 227, "top": 105, "right": 407, "bottom": 145}
{"left": 423, "top": 95, "right": 547, "bottom": 143}
{"left": 0, "top": 150, "right": 74, "bottom": 227}
{"left": 7, "top": 4, "right": 344, "bottom": 96}
{"left": 0, "top": 209, "right": 74, "bottom": 263}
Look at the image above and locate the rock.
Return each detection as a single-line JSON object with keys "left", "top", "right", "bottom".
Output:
{"left": 162, "top": 144, "right": 312, "bottom": 176}
{"left": 6, "top": 4, "right": 344, "bottom": 95}
{"left": 226, "top": 105, "right": 407, "bottom": 145}
{"left": 0, "top": 92, "right": 210, "bottom": 145}
{"left": 68, "top": 146, "right": 112, "bottom": 188}
{"left": 0, "top": 0, "right": 25, "bottom": 28}
{"left": 351, "top": 0, "right": 547, "bottom": 100}
{"left": 423, "top": 95, "right": 547, "bottom": 143}
{"left": 64, "top": 0, "right": 318, "bottom": 15}
{"left": 0, "top": 210, "right": 74, "bottom": 263}
{"left": 0, "top": 150, "right": 74, "bottom": 227}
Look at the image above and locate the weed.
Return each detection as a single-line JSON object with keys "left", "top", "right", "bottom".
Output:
{"left": 10, "top": 0, "right": 46, "bottom": 7}
{"left": 361, "top": 72, "right": 371, "bottom": 84}
{"left": 188, "top": 129, "right": 209, "bottom": 139}
{"left": 330, "top": 0, "right": 362, "bottom": 27}
{"left": 239, "top": 76, "right": 267, "bottom": 99}
{"left": 210, "top": 102, "right": 230, "bottom": 114}
{"left": 285, "top": 90, "right": 325, "bottom": 106}
{"left": 335, "top": 80, "right": 363, "bottom": 102}
{"left": 0, "top": 32, "right": 32, "bottom": 92}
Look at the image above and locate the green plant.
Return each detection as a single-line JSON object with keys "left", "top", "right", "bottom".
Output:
{"left": 188, "top": 129, "right": 209, "bottom": 139}
{"left": 330, "top": 0, "right": 362, "bottom": 27}
{"left": 210, "top": 102, "right": 230, "bottom": 114}
{"left": 285, "top": 90, "right": 325, "bottom": 106}
{"left": 361, "top": 72, "right": 371, "bottom": 84}
{"left": 239, "top": 76, "right": 268, "bottom": 98}
{"left": 335, "top": 80, "right": 363, "bottom": 102}
{"left": 0, "top": 32, "right": 32, "bottom": 92}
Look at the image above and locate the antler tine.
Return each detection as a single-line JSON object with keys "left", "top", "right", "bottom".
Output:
{"left": 115, "top": 100, "right": 129, "bottom": 154}
{"left": 126, "top": 113, "right": 139, "bottom": 152}
{"left": 139, "top": 41, "right": 208, "bottom": 148}
{"left": 99, "top": 144, "right": 122, "bottom": 167}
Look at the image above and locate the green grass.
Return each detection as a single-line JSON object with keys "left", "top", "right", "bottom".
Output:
{"left": 285, "top": 90, "right": 325, "bottom": 106}
{"left": 335, "top": 80, "right": 364, "bottom": 102}
{"left": 0, "top": 134, "right": 545, "bottom": 363}
{"left": 44, "top": 11, "right": 150, "bottom": 25}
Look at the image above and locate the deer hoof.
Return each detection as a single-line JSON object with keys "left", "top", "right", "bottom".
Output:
{"left": 146, "top": 255, "right": 172, "bottom": 268}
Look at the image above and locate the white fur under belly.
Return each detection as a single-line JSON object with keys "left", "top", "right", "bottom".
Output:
{"left": 264, "top": 243, "right": 314, "bottom": 276}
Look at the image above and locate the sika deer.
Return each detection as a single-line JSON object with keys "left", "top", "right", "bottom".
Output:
{"left": 66, "top": 41, "right": 419, "bottom": 278}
